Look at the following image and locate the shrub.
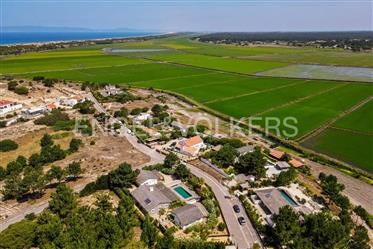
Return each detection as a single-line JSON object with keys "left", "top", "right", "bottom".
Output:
{"left": 7, "top": 81, "right": 18, "bottom": 90}
{"left": 34, "top": 109, "right": 70, "bottom": 126}
{"left": 69, "top": 138, "right": 82, "bottom": 153}
{"left": 217, "top": 222, "right": 226, "bottom": 231}
{"left": 32, "top": 76, "right": 45, "bottom": 81}
{"left": 0, "top": 139, "right": 18, "bottom": 152}
{"left": 354, "top": 206, "right": 373, "bottom": 228}
{"left": 14, "top": 86, "right": 29, "bottom": 95}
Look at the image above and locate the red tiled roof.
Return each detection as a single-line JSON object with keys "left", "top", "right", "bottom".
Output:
{"left": 289, "top": 159, "right": 305, "bottom": 168}
{"left": 183, "top": 136, "right": 203, "bottom": 147}
{"left": 47, "top": 103, "right": 57, "bottom": 110}
{"left": 270, "top": 149, "right": 285, "bottom": 160}
{"left": 0, "top": 99, "right": 14, "bottom": 107}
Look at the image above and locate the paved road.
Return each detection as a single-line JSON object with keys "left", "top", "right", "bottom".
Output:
{"left": 88, "top": 93, "right": 260, "bottom": 248}
{"left": 0, "top": 182, "right": 87, "bottom": 232}
{"left": 85, "top": 92, "right": 164, "bottom": 165}
{"left": 187, "top": 163, "right": 262, "bottom": 249}
{"left": 1, "top": 92, "right": 260, "bottom": 248}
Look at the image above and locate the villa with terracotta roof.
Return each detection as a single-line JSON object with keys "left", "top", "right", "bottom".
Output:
{"left": 0, "top": 99, "right": 23, "bottom": 116}
{"left": 269, "top": 149, "right": 285, "bottom": 160}
{"left": 176, "top": 135, "right": 205, "bottom": 157}
{"left": 289, "top": 159, "right": 305, "bottom": 168}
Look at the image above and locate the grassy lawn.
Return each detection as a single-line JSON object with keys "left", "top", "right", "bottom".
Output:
{"left": 332, "top": 100, "right": 373, "bottom": 134}
{"left": 302, "top": 128, "right": 373, "bottom": 172}
{"left": 151, "top": 54, "right": 288, "bottom": 74}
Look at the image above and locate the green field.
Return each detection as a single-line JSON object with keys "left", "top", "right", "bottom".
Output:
{"left": 248, "top": 50, "right": 373, "bottom": 68}
{"left": 151, "top": 54, "right": 288, "bottom": 74}
{"left": 258, "top": 84, "right": 373, "bottom": 138}
{"left": 22, "top": 63, "right": 212, "bottom": 84}
{"left": 332, "top": 100, "right": 373, "bottom": 134}
{"left": 302, "top": 128, "right": 373, "bottom": 171}
{"left": 206, "top": 80, "right": 341, "bottom": 118}
{"left": 1, "top": 54, "right": 149, "bottom": 74}
{"left": 302, "top": 100, "right": 373, "bottom": 171}
{"left": 2, "top": 35, "right": 373, "bottom": 172}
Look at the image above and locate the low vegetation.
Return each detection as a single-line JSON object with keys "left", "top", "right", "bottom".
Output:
{"left": 0, "top": 139, "right": 19, "bottom": 152}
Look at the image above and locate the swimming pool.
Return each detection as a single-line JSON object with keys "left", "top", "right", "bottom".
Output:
{"left": 280, "top": 190, "right": 297, "bottom": 206}
{"left": 174, "top": 186, "right": 192, "bottom": 199}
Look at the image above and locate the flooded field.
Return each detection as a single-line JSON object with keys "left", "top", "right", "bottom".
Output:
{"left": 257, "top": 64, "right": 373, "bottom": 82}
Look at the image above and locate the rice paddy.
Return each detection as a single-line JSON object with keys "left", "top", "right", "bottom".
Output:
{"left": 2, "top": 35, "right": 372, "bottom": 171}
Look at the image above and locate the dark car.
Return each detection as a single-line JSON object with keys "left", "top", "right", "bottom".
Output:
{"left": 233, "top": 205, "right": 240, "bottom": 213}
{"left": 238, "top": 217, "right": 246, "bottom": 225}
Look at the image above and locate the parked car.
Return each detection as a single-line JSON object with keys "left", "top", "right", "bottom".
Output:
{"left": 233, "top": 205, "right": 240, "bottom": 213}
{"left": 238, "top": 217, "right": 246, "bottom": 225}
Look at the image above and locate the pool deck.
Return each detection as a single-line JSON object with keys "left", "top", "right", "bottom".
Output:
{"left": 170, "top": 182, "right": 200, "bottom": 203}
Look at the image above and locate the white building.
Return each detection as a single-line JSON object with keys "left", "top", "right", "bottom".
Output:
{"left": 136, "top": 170, "right": 161, "bottom": 186}
{"left": 0, "top": 100, "right": 23, "bottom": 116}
{"left": 100, "top": 85, "right": 123, "bottom": 97}
{"left": 59, "top": 95, "right": 85, "bottom": 107}
{"left": 22, "top": 106, "right": 48, "bottom": 119}
{"left": 133, "top": 113, "right": 152, "bottom": 124}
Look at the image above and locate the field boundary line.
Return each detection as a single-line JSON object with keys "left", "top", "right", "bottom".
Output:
{"left": 328, "top": 126, "right": 373, "bottom": 136}
{"left": 297, "top": 96, "right": 373, "bottom": 143}
{"left": 252, "top": 83, "right": 348, "bottom": 117}
{"left": 1, "top": 61, "right": 151, "bottom": 75}
{"left": 133, "top": 72, "right": 218, "bottom": 85}
{"left": 142, "top": 54, "right": 373, "bottom": 84}
{"left": 172, "top": 77, "right": 243, "bottom": 91}
{"left": 203, "top": 81, "right": 304, "bottom": 104}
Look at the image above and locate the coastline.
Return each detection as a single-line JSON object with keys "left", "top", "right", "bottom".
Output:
{"left": 0, "top": 31, "right": 173, "bottom": 46}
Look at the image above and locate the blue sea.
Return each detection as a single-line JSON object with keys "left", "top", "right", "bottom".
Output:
{"left": 0, "top": 32, "right": 158, "bottom": 45}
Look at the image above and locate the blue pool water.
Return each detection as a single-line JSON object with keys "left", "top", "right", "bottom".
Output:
{"left": 280, "top": 190, "right": 297, "bottom": 206}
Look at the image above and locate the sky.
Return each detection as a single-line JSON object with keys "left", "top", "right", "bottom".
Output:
{"left": 2, "top": 0, "right": 372, "bottom": 32}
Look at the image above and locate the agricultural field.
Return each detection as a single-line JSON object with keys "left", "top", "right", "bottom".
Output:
{"left": 302, "top": 100, "right": 373, "bottom": 171}
{"left": 257, "top": 64, "right": 373, "bottom": 82}
{"left": 257, "top": 84, "right": 373, "bottom": 138}
{"left": 22, "top": 63, "right": 212, "bottom": 84}
{"left": 206, "top": 80, "right": 341, "bottom": 118}
{"left": 151, "top": 54, "right": 288, "bottom": 74}
{"left": 247, "top": 50, "right": 373, "bottom": 68}
{"left": 1, "top": 51, "right": 149, "bottom": 74}
{"left": 303, "top": 128, "right": 373, "bottom": 172}
{"left": 331, "top": 100, "right": 373, "bottom": 134}
{"left": 2, "top": 35, "right": 373, "bottom": 172}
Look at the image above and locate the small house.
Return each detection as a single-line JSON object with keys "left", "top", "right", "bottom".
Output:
{"left": 0, "top": 99, "right": 22, "bottom": 115}
{"left": 171, "top": 203, "right": 207, "bottom": 230}
{"left": 136, "top": 170, "right": 161, "bottom": 186}
{"left": 270, "top": 149, "right": 285, "bottom": 160}
{"left": 176, "top": 135, "right": 205, "bottom": 157}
